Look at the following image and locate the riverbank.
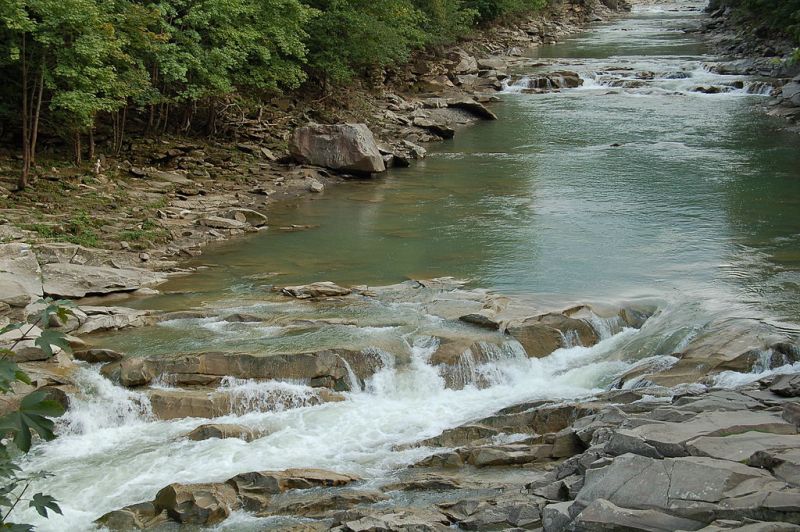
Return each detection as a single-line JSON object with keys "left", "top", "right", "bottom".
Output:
{"left": 698, "top": 2, "right": 800, "bottom": 128}
{"left": 0, "top": 0, "right": 626, "bottom": 277}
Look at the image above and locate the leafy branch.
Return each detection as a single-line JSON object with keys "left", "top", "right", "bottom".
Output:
{"left": 0, "top": 298, "right": 73, "bottom": 527}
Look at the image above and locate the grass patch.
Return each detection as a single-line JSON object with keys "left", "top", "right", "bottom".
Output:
{"left": 23, "top": 210, "right": 102, "bottom": 247}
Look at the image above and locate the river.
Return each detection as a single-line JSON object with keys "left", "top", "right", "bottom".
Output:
{"left": 17, "top": 1, "right": 800, "bottom": 529}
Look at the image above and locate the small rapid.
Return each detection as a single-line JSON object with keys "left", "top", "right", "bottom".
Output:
{"left": 21, "top": 324, "right": 642, "bottom": 530}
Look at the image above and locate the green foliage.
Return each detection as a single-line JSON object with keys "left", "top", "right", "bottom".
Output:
{"left": 303, "top": 0, "right": 427, "bottom": 83}
{"left": 1, "top": 0, "right": 550, "bottom": 146}
{"left": 713, "top": 0, "right": 800, "bottom": 44}
{"left": 0, "top": 298, "right": 70, "bottom": 528}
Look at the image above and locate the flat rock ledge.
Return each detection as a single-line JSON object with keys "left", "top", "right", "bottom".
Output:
{"left": 0, "top": 242, "right": 166, "bottom": 322}
{"left": 96, "top": 374, "right": 800, "bottom": 530}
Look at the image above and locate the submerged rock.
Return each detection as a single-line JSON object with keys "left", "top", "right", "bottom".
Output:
{"left": 186, "top": 423, "right": 261, "bottom": 442}
{"left": 280, "top": 281, "right": 352, "bottom": 299}
{"left": 290, "top": 123, "right": 386, "bottom": 174}
{"left": 516, "top": 70, "right": 584, "bottom": 91}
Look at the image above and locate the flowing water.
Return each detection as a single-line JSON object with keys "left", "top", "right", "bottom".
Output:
{"left": 17, "top": 1, "right": 800, "bottom": 529}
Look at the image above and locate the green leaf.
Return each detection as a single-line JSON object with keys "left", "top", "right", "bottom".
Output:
{"left": 2, "top": 523, "right": 35, "bottom": 532}
{"left": 0, "top": 391, "right": 64, "bottom": 452}
{"left": 0, "top": 447, "right": 21, "bottom": 479}
{"left": 0, "top": 324, "right": 22, "bottom": 336}
{"left": 29, "top": 492, "right": 62, "bottom": 518}
{"left": 0, "top": 360, "right": 31, "bottom": 393}
{"left": 34, "top": 330, "right": 71, "bottom": 359}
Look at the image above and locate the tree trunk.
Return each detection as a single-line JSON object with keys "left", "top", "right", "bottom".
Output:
{"left": 88, "top": 126, "right": 95, "bottom": 161}
{"left": 117, "top": 105, "right": 128, "bottom": 155}
{"left": 19, "top": 34, "right": 30, "bottom": 190}
{"left": 73, "top": 132, "right": 82, "bottom": 165}
{"left": 30, "top": 64, "right": 45, "bottom": 165}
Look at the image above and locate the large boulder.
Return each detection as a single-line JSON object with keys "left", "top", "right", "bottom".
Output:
{"left": 781, "top": 80, "right": 800, "bottom": 107}
{"left": 153, "top": 482, "right": 239, "bottom": 525}
{"left": 290, "top": 123, "right": 386, "bottom": 174}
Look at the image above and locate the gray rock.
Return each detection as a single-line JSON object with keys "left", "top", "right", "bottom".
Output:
{"left": 73, "top": 348, "right": 124, "bottom": 363}
{"left": 686, "top": 432, "right": 800, "bottom": 462}
{"left": 783, "top": 402, "right": 800, "bottom": 427}
{"left": 467, "top": 443, "right": 553, "bottom": 467}
{"left": 336, "top": 508, "right": 450, "bottom": 531}
{"left": 620, "top": 411, "right": 796, "bottom": 457}
{"left": 446, "top": 97, "right": 498, "bottom": 120}
{"left": 101, "top": 357, "right": 157, "bottom": 387}
{"left": 412, "top": 117, "right": 455, "bottom": 139}
{"left": 770, "top": 374, "right": 800, "bottom": 397}
{"left": 291, "top": 123, "right": 386, "bottom": 174}
{"left": 74, "top": 306, "right": 153, "bottom": 335}
{"left": 186, "top": 423, "right": 260, "bottom": 442}
{"left": 542, "top": 501, "right": 573, "bottom": 532}
{"left": 0, "top": 243, "right": 43, "bottom": 307}
{"left": 0, "top": 324, "right": 62, "bottom": 361}
{"left": 748, "top": 447, "right": 800, "bottom": 487}
{"left": 573, "top": 498, "right": 705, "bottom": 531}
{"left": 198, "top": 216, "right": 249, "bottom": 230}
{"left": 41, "top": 263, "right": 165, "bottom": 299}
{"left": 574, "top": 453, "right": 785, "bottom": 521}
{"left": 153, "top": 482, "right": 239, "bottom": 525}
{"left": 95, "top": 501, "right": 169, "bottom": 530}
{"left": 280, "top": 282, "right": 351, "bottom": 299}
{"left": 222, "top": 208, "right": 268, "bottom": 227}
{"left": 606, "top": 429, "right": 663, "bottom": 458}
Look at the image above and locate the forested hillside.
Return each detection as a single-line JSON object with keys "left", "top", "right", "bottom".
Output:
{"left": 0, "top": 0, "right": 547, "bottom": 188}
{"left": 708, "top": 0, "right": 800, "bottom": 48}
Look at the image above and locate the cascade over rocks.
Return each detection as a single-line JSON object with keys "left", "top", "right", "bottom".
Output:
{"left": 101, "top": 349, "right": 384, "bottom": 392}
{"left": 96, "top": 373, "right": 800, "bottom": 530}
{"left": 616, "top": 318, "right": 800, "bottom": 387}
{"left": 290, "top": 123, "right": 386, "bottom": 175}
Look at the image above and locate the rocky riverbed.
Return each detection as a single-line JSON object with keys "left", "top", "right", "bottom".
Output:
{"left": 96, "top": 375, "right": 800, "bottom": 531}
{"left": 3, "top": 272, "right": 800, "bottom": 529}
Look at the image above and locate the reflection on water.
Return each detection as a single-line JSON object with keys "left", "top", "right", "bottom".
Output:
{"left": 151, "top": 1, "right": 800, "bottom": 322}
